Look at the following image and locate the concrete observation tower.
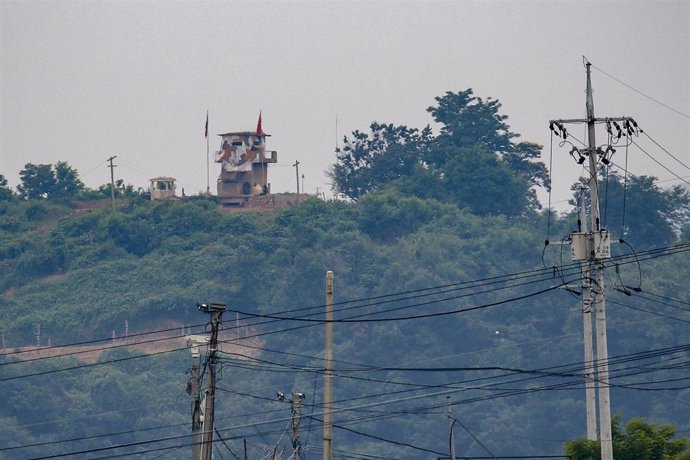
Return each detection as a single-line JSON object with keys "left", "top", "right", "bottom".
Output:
{"left": 214, "top": 121, "right": 277, "bottom": 206}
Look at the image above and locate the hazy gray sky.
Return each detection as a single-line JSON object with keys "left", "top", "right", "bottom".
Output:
{"left": 1, "top": 0, "right": 688, "bottom": 210}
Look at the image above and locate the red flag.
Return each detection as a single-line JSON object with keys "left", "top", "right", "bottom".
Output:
{"left": 256, "top": 111, "right": 263, "bottom": 136}
{"left": 204, "top": 111, "right": 209, "bottom": 138}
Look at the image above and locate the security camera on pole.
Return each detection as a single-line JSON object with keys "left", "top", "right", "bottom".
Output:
{"left": 196, "top": 302, "right": 226, "bottom": 460}
{"left": 278, "top": 391, "right": 306, "bottom": 459}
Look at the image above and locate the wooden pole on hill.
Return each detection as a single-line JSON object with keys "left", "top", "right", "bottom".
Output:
{"left": 293, "top": 160, "right": 300, "bottom": 195}
{"left": 107, "top": 156, "right": 117, "bottom": 211}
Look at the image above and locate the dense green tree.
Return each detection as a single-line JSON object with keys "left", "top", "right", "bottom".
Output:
{"left": 427, "top": 89, "right": 549, "bottom": 212}
{"left": 0, "top": 175, "right": 15, "bottom": 201}
{"left": 565, "top": 416, "right": 690, "bottom": 460}
{"left": 355, "top": 188, "right": 454, "bottom": 241}
{"left": 17, "top": 163, "right": 55, "bottom": 199}
{"left": 96, "top": 179, "right": 140, "bottom": 198}
{"left": 329, "top": 90, "right": 549, "bottom": 216}
{"left": 53, "top": 161, "right": 84, "bottom": 198}
{"left": 427, "top": 89, "right": 516, "bottom": 153}
{"left": 329, "top": 122, "right": 433, "bottom": 200}
{"left": 16, "top": 162, "right": 84, "bottom": 199}
{"left": 571, "top": 172, "right": 690, "bottom": 249}
{"left": 431, "top": 144, "right": 531, "bottom": 215}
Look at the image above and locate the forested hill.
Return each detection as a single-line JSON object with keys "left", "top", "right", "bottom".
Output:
{"left": 1, "top": 89, "right": 689, "bottom": 459}
{"left": 1, "top": 191, "right": 688, "bottom": 459}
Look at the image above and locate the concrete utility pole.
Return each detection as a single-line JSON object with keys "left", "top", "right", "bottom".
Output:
{"left": 197, "top": 302, "right": 226, "bottom": 460}
{"left": 187, "top": 335, "right": 208, "bottom": 460}
{"left": 293, "top": 160, "right": 300, "bottom": 195}
{"left": 107, "top": 156, "right": 117, "bottom": 211}
{"left": 323, "top": 271, "right": 334, "bottom": 460}
{"left": 291, "top": 393, "right": 303, "bottom": 459}
{"left": 578, "top": 189, "right": 598, "bottom": 440}
{"left": 279, "top": 391, "right": 306, "bottom": 459}
{"left": 550, "top": 58, "right": 635, "bottom": 460}
{"left": 446, "top": 396, "right": 457, "bottom": 460}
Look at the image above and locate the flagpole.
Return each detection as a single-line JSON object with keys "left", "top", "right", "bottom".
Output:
{"left": 205, "top": 111, "right": 210, "bottom": 195}
{"left": 257, "top": 111, "right": 265, "bottom": 194}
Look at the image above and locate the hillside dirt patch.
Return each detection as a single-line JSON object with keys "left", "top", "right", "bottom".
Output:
{"left": 6, "top": 329, "right": 261, "bottom": 364}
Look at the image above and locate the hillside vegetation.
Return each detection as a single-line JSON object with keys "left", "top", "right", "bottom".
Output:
{"left": 1, "top": 89, "right": 689, "bottom": 459}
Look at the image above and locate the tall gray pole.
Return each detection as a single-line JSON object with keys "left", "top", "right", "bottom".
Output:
{"left": 578, "top": 190, "right": 598, "bottom": 440}
{"left": 446, "top": 396, "right": 457, "bottom": 460}
{"left": 552, "top": 59, "right": 630, "bottom": 460}
{"left": 107, "top": 156, "right": 117, "bottom": 211}
{"left": 584, "top": 61, "right": 613, "bottom": 460}
{"left": 323, "top": 271, "right": 334, "bottom": 460}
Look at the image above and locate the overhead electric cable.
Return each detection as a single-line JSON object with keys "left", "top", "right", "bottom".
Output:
{"left": 0, "top": 347, "right": 185, "bottom": 382}
{"left": 590, "top": 62, "right": 690, "bottom": 119}
{"left": 216, "top": 244, "right": 689, "bottom": 344}
{"left": 309, "top": 415, "right": 445, "bottom": 456}
{"left": 230, "top": 281, "right": 574, "bottom": 324}
{"left": 0, "top": 322, "right": 206, "bottom": 358}
{"left": 26, "top": 344, "right": 690, "bottom": 459}
{"left": 641, "top": 131, "right": 690, "bottom": 169}
{"left": 630, "top": 139, "right": 690, "bottom": 186}
{"left": 216, "top": 343, "right": 690, "bottom": 418}
{"left": 215, "top": 244, "right": 689, "bottom": 345}
{"left": 0, "top": 413, "right": 188, "bottom": 453}
{"left": 0, "top": 329, "right": 198, "bottom": 367}
{"left": 608, "top": 299, "right": 690, "bottom": 324}
{"left": 6, "top": 244, "right": 686, "bottom": 385}
{"left": 638, "top": 290, "right": 690, "bottom": 309}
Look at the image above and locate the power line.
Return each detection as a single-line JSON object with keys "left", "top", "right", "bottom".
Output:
{"left": 3, "top": 244, "right": 686, "bottom": 383}
{"left": 590, "top": 62, "right": 690, "bottom": 119}
{"left": 16, "top": 342, "right": 689, "bottom": 458}
{"left": 0, "top": 328, "right": 201, "bottom": 367}
{"left": 0, "top": 407, "right": 188, "bottom": 452}
{"left": 216, "top": 343, "right": 690, "bottom": 412}
{"left": 231, "top": 281, "right": 574, "bottom": 324}
{"left": 630, "top": 139, "right": 690, "bottom": 186}
{"left": 608, "top": 299, "right": 690, "bottom": 324}
{"left": 638, "top": 290, "right": 690, "bottom": 309}
{"left": 217, "top": 295, "right": 687, "bottom": 376}
{"left": 309, "top": 415, "right": 446, "bottom": 456}
{"left": 2, "top": 237, "right": 684, "bottom": 456}
{"left": 0, "top": 322, "right": 206, "bottom": 359}
{"left": 0, "top": 347, "right": 185, "bottom": 382}
{"left": 211, "top": 244, "right": 690, "bottom": 344}
{"left": 641, "top": 131, "right": 690, "bottom": 170}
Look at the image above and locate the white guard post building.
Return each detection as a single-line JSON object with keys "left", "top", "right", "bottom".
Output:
{"left": 149, "top": 177, "right": 177, "bottom": 201}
